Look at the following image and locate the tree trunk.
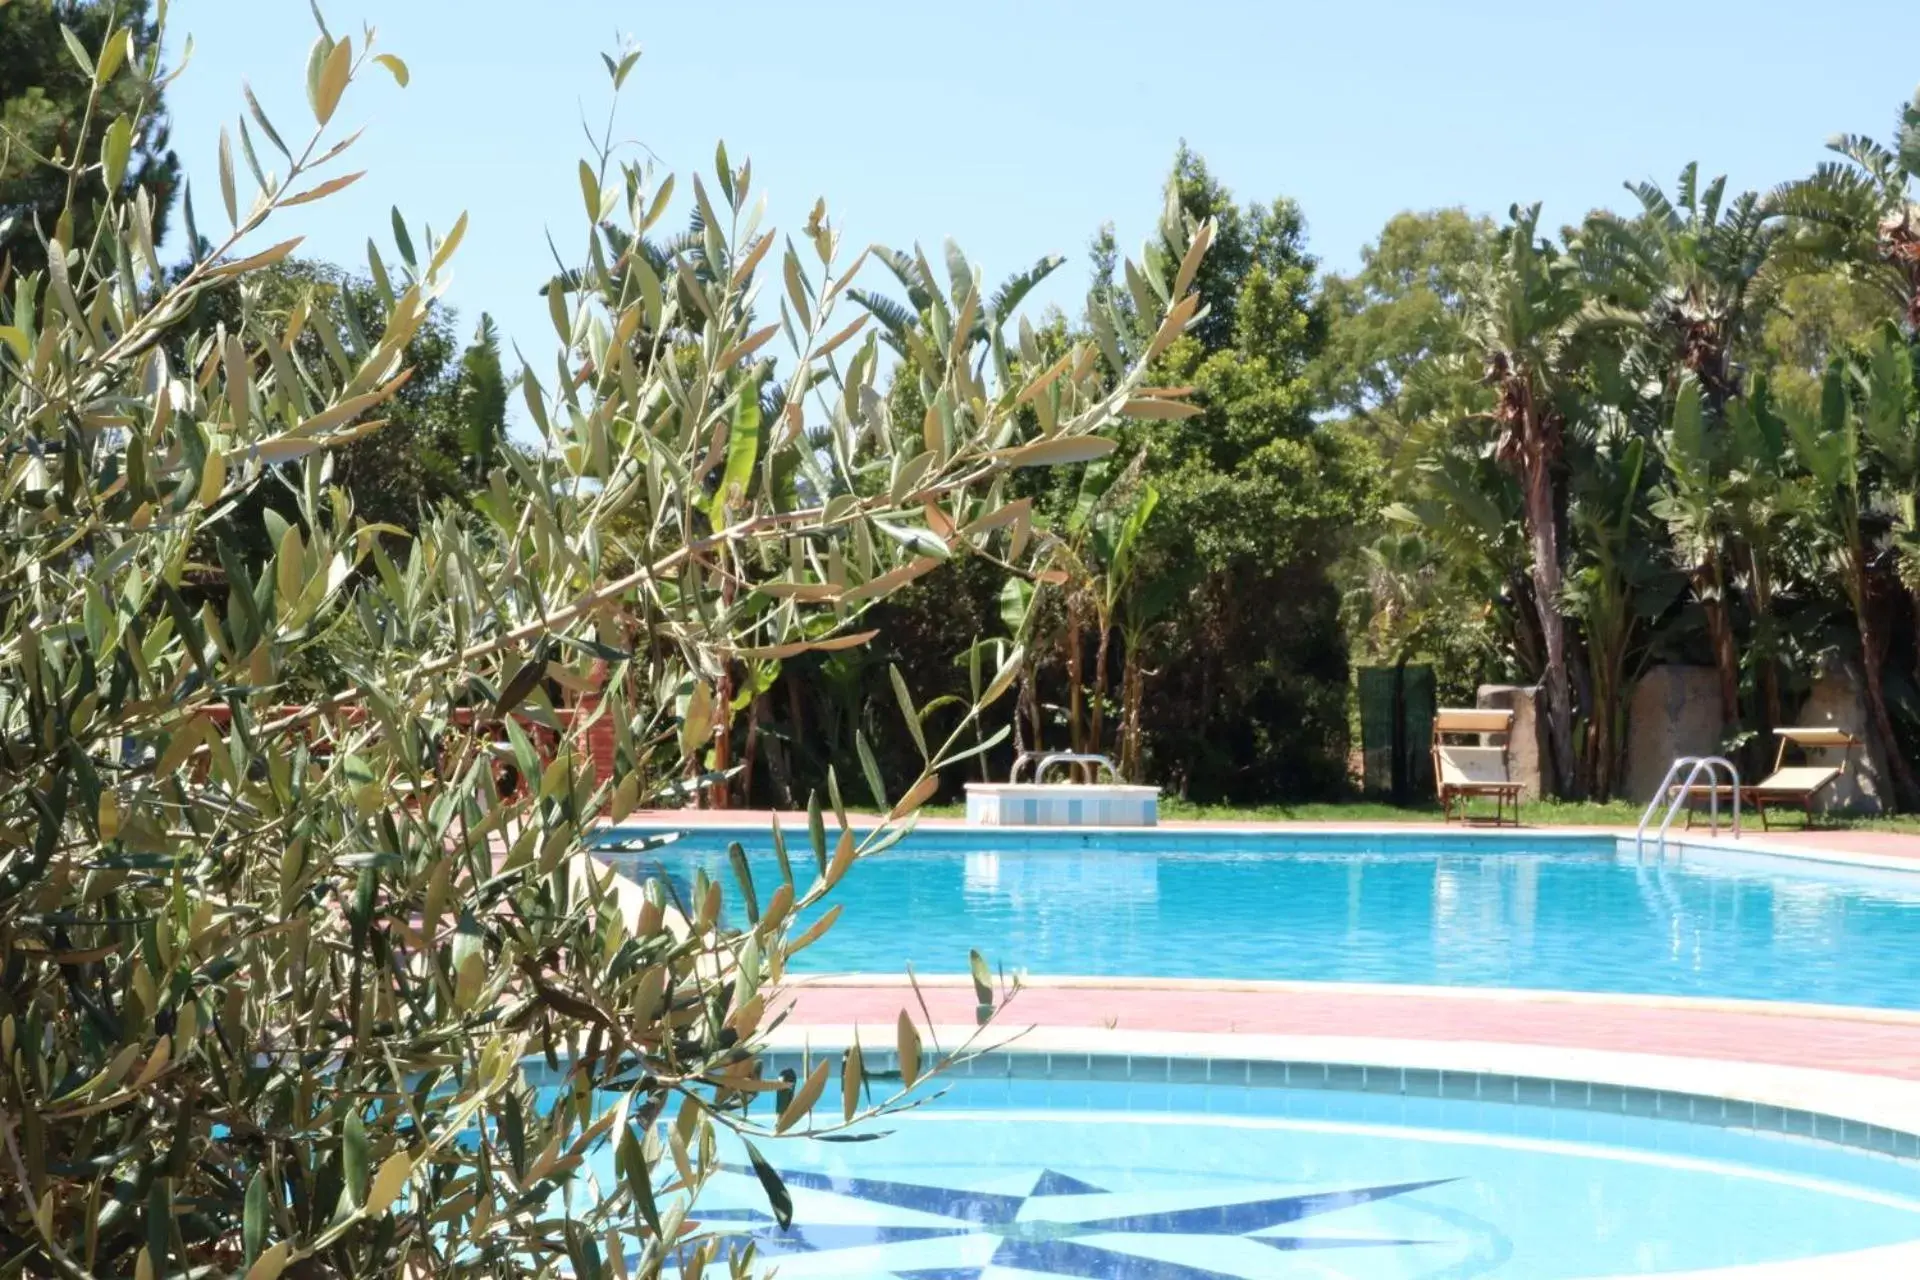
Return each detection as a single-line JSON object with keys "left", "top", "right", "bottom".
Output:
{"left": 1586, "top": 648, "right": 1612, "bottom": 802}
{"left": 1747, "top": 547, "right": 1783, "bottom": 774}
{"left": 1506, "top": 571, "right": 1546, "bottom": 683}
{"left": 711, "top": 663, "right": 733, "bottom": 809}
{"left": 1912, "top": 586, "right": 1920, "bottom": 690}
{"left": 1856, "top": 590, "right": 1920, "bottom": 808}
{"left": 1027, "top": 657, "right": 1043, "bottom": 757}
{"left": 1121, "top": 641, "right": 1146, "bottom": 782}
{"left": 755, "top": 693, "right": 794, "bottom": 808}
{"left": 1701, "top": 552, "right": 1741, "bottom": 735}
{"left": 1089, "top": 607, "right": 1113, "bottom": 756}
{"left": 738, "top": 689, "right": 760, "bottom": 806}
{"left": 1065, "top": 592, "right": 1085, "bottom": 755}
{"left": 785, "top": 675, "right": 807, "bottom": 766}
{"left": 1524, "top": 462, "right": 1576, "bottom": 798}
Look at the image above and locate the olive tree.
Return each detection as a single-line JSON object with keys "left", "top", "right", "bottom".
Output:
{"left": 0, "top": 13, "right": 1207, "bottom": 1279}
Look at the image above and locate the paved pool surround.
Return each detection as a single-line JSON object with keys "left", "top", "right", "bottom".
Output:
{"left": 595, "top": 815, "right": 1920, "bottom": 1275}
{"left": 597, "top": 814, "right": 1920, "bottom": 1078}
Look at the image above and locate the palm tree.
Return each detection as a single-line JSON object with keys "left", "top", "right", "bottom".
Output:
{"left": 1349, "top": 531, "right": 1444, "bottom": 665}
{"left": 1564, "top": 421, "right": 1668, "bottom": 801}
{"left": 1722, "top": 381, "right": 1803, "bottom": 738}
{"left": 1037, "top": 457, "right": 1160, "bottom": 759}
{"left": 1459, "top": 204, "right": 1602, "bottom": 797}
{"left": 1385, "top": 420, "right": 1540, "bottom": 678}
{"left": 1860, "top": 322, "right": 1920, "bottom": 690}
{"left": 849, "top": 243, "right": 1065, "bottom": 368}
{"left": 1578, "top": 165, "right": 1782, "bottom": 736}
{"left": 1771, "top": 87, "right": 1920, "bottom": 333}
{"left": 455, "top": 313, "right": 508, "bottom": 484}
{"left": 1579, "top": 164, "right": 1780, "bottom": 405}
{"left": 1649, "top": 379, "right": 1744, "bottom": 733}
{"left": 1785, "top": 359, "right": 1920, "bottom": 806}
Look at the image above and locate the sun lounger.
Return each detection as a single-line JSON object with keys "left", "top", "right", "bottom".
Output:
{"left": 1665, "top": 727, "right": 1859, "bottom": 830}
{"left": 1746, "top": 728, "right": 1858, "bottom": 829}
{"left": 1433, "top": 708, "right": 1523, "bottom": 825}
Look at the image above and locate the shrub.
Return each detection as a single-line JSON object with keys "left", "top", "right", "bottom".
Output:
{"left": 0, "top": 14, "right": 1205, "bottom": 1278}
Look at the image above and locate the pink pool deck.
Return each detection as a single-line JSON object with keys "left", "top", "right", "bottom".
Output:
{"left": 779, "top": 979, "right": 1920, "bottom": 1082}
{"left": 620, "top": 808, "right": 1920, "bottom": 1082}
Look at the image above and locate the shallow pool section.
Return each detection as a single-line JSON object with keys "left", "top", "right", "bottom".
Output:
{"left": 626, "top": 1071, "right": 1920, "bottom": 1278}
{"left": 598, "top": 827, "right": 1920, "bottom": 1008}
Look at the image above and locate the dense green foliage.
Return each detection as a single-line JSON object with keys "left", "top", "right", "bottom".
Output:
{"left": 764, "top": 150, "right": 1380, "bottom": 805}
{"left": 1339, "top": 95, "right": 1920, "bottom": 804}
{"left": 34, "top": 2, "right": 1913, "bottom": 814}
{"left": 9, "top": 8, "right": 1920, "bottom": 1279}
{"left": 1095, "top": 153, "right": 1377, "bottom": 800}
{"left": 0, "top": 13, "right": 1208, "bottom": 1277}
{"left": 184, "top": 261, "right": 513, "bottom": 572}
{"left": 1, "top": 0, "right": 179, "bottom": 274}
{"left": 788, "top": 93, "right": 1920, "bottom": 811}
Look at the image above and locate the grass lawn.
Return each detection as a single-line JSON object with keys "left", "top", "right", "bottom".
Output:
{"left": 920, "top": 796, "right": 1920, "bottom": 834}
{"left": 1156, "top": 798, "right": 1646, "bottom": 826}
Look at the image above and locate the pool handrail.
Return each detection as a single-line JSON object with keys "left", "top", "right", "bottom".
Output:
{"left": 1008, "top": 751, "right": 1123, "bottom": 785}
{"left": 1636, "top": 756, "right": 1741, "bottom": 853}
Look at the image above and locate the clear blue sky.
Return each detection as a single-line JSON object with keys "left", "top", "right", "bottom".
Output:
{"left": 163, "top": 1, "right": 1919, "bottom": 385}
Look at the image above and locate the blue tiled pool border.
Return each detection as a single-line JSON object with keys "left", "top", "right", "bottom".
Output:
{"left": 750, "top": 1048, "right": 1920, "bottom": 1164}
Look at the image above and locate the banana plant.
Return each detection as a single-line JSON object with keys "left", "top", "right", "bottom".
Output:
{"left": 848, "top": 242, "right": 1065, "bottom": 369}
{"left": 1035, "top": 456, "right": 1161, "bottom": 762}
{"left": 1723, "top": 378, "right": 1807, "bottom": 735}
{"left": 1651, "top": 378, "right": 1744, "bottom": 732}
{"left": 1784, "top": 359, "right": 1920, "bottom": 805}
{"left": 1771, "top": 86, "right": 1920, "bottom": 332}
{"left": 1565, "top": 425, "right": 1672, "bottom": 799}
{"left": 1087, "top": 479, "right": 1161, "bottom": 759}
{"left": 1860, "top": 322, "right": 1920, "bottom": 685}
{"left": 1576, "top": 163, "right": 1781, "bottom": 405}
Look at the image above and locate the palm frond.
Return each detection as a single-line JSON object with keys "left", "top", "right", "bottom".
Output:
{"left": 1829, "top": 132, "right": 1899, "bottom": 182}
{"left": 943, "top": 239, "right": 974, "bottom": 305}
{"left": 871, "top": 244, "right": 934, "bottom": 312}
{"left": 1898, "top": 90, "right": 1920, "bottom": 177}
{"left": 846, "top": 289, "right": 918, "bottom": 355}
{"left": 1627, "top": 179, "right": 1680, "bottom": 231}
{"left": 1700, "top": 174, "right": 1727, "bottom": 229}
{"left": 1675, "top": 161, "right": 1699, "bottom": 218}
{"left": 987, "top": 253, "right": 1064, "bottom": 323}
{"left": 1766, "top": 165, "right": 1882, "bottom": 226}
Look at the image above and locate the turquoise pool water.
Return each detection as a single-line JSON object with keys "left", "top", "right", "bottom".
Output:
{"left": 603, "top": 1075, "right": 1920, "bottom": 1278}
{"left": 599, "top": 827, "right": 1920, "bottom": 1008}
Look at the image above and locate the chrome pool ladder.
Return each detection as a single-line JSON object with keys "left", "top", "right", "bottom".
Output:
{"left": 1009, "top": 751, "right": 1122, "bottom": 784}
{"left": 1636, "top": 756, "right": 1741, "bottom": 854}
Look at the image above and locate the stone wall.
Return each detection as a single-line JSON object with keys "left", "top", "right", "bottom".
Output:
{"left": 1622, "top": 665, "right": 1724, "bottom": 804}
{"left": 1794, "top": 659, "right": 1888, "bottom": 815}
{"left": 1474, "top": 685, "right": 1547, "bottom": 801}
{"left": 1613, "top": 659, "right": 1889, "bottom": 814}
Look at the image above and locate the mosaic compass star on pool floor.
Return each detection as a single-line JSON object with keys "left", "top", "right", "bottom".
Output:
{"left": 687, "top": 1165, "right": 1454, "bottom": 1278}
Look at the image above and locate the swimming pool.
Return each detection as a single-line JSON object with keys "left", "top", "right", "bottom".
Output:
{"left": 608, "top": 1063, "right": 1920, "bottom": 1278}
{"left": 598, "top": 827, "right": 1920, "bottom": 1009}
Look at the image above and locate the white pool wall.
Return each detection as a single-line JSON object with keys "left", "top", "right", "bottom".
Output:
{"left": 965, "top": 783, "right": 1160, "bottom": 827}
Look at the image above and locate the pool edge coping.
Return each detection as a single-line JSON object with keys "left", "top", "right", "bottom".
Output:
{"left": 780, "top": 972, "right": 1920, "bottom": 1027}
{"left": 596, "top": 815, "right": 1920, "bottom": 877}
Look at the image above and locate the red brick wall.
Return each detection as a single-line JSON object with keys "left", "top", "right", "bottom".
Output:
{"left": 576, "top": 660, "right": 617, "bottom": 786}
